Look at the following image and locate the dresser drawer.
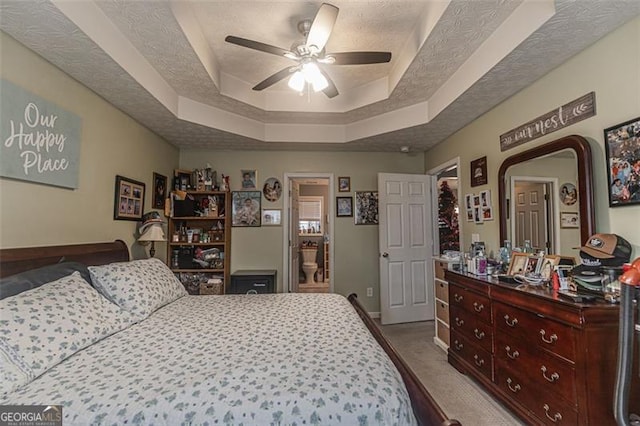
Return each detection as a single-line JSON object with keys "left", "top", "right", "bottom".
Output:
{"left": 450, "top": 331, "right": 493, "bottom": 381}
{"left": 496, "top": 365, "right": 578, "bottom": 425}
{"left": 435, "top": 279, "right": 449, "bottom": 303}
{"left": 436, "top": 299, "right": 449, "bottom": 324}
{"left": 436, "top": 320, "right": 450, "bottom": 347}
{"left": 495, "top": 333, "right": 576, "bottom": 403}
{"left": 493, "top": 301, "right": 576, "bottom": 362}
{"left": 450, "top": 305, "right": 493, "bottom": 353}
{"left": 449, "top": 284, "right": 491, "bottom": 324}
{"left": 435, "top": 261, "right": 446, "bottom": 280}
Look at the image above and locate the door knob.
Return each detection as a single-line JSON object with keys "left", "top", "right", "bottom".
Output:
{"left": 382, "top": 252, "right": 389, "bottom": 258}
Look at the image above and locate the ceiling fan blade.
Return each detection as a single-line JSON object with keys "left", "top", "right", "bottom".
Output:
{"left": 225, "top": 35, "right": 293, "bottom": 58}
{"left": 306, "top": 3, "right": 339, "bottom": 52}
{"left": 326, "top": 51, "right": 392, "bottom": 65}
{"left": 252, "top": 67, "right": 295, "bottom": 91}
{"left": 319, "top": 69, "right": 339, "bottom": 98}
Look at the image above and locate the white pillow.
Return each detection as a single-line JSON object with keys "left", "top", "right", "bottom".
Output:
{"left": 0, "top": 272, "right": 134, "bottom": 396}
{"left": 88, "top": 258, "right": 187, "bottom": 320}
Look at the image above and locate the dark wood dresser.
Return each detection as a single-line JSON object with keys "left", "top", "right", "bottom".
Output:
{"left": 446, "top": 270, "right": 639, "bottom": 425}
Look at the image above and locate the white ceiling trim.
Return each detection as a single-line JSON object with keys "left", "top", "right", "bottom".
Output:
{"left": 50, "top": 0, "right": 179, "bottom": 114}
{"left": 41, "top": 0, "right": 626, "bottom": 149}
{"left": 219, "top": 70, "right": 392, "bottom": 113}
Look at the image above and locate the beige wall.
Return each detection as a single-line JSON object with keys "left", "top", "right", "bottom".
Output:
{"left": 180, "top": 150, "right": 424, "bottom": 312}
{"left": 425, "top": 17, "right": 640, "bottom": 259}
{"left": 0, "top": 32, "right": 179, "bottom": 258}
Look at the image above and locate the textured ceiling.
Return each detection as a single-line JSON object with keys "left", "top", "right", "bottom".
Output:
{"left": 0, "top": 0, "right": 639, "bottom": 152}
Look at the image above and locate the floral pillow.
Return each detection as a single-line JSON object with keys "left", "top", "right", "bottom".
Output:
{"left": 88, "top": 258, "right": 187, "bottom": 320}
{"left": 0, "top": 272, "right": 134, "bottom": 397}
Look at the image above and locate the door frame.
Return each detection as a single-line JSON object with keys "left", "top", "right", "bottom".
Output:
{"left": 509, "top": 175, "right": 559, "bottom": 253}
{"left": 282, "top": 173, "right": 335, "bottom": 293}
{"left": 427, "top": 157, "right": 462, "bottom": 255}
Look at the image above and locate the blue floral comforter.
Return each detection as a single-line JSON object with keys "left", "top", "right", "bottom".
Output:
{"left": 2, "top": 293, "right": 417, "bottom": 425}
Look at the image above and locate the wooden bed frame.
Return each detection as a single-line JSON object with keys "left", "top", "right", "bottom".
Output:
{"left": 0, "top": 241, "right": 460, "bottom": 426}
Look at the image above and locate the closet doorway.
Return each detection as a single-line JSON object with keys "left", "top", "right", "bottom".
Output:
{"left": 282, "top": 173, "right": 335, "bottom": 293}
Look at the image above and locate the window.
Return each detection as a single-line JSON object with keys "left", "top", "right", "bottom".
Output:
{"left": 299, "top": 196, "right": 323, "bottom": 235}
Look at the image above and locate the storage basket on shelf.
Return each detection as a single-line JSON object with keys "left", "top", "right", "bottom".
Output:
{"left": 199, "top": 279, "right": 223, "bottom": 295}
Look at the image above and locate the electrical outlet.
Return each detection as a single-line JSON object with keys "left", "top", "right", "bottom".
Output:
{"left": 366, "top": 287, "right": 373, "bottom": 297}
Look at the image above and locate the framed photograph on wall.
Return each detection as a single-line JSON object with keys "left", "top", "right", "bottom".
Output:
{"left": 354, "top": 191, "right": 378, "bottom": 225}
{"left": 470, "top": 156, "right": 488, "bottom": 187}
{"left": 240, "top": 169, "right": 257, "bottom": 190}
{"left": 465, "top": 194, "right": 473, "bottom": 210}
{"left": 262, "top": 209, "right": 281, "bottom": 226}
{"left": 114, "top": 175, "right": 145, "bottom": 221}
{"left": 152, "top": 172, "right": 167, "bottom": 209}
{"left": 560, "top": 211, "right": 579, "bottom": 228}
{"left": 337, "top": 196, "right": 353, "bottom": 217}
{"left": 604, "top": 116, "right": 640, "bottom": 207}
{"left": 232, "top": 191, "right": 261, "bottom": 227}
{"left": 338, "top": 176, "right": 351, "bottom": 192}
{"left": 466, "top": 209, "right": 474, "bottom": 222}
{"left": 262, "top": 177, "right": 282, "bottom": 202}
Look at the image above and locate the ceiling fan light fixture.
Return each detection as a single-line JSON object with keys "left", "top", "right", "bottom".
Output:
{"left": 288, "top": 71, "right": 306, "bottom": 92}
{"left": 302, "top": 62, "right": 328, "bottom": 92}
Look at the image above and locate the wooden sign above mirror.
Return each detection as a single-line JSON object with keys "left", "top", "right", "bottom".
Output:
{"left": 498, "top": 135, "right": 595, "bottom": 256}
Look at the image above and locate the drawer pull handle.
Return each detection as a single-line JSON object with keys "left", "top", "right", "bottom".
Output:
{"left": 540, "top": 329, "right": 558, "bottom": 344}
{"left": 507, "top": 378, "right": 521, "bottom": 393}
{"left": 253, "top": 283, "right": 266, "bottom": 287}
{"left": 504, "top": 315, "right": 518, "bottom": 327}
{"left": 454, "top": 294, "right": 463, "bottom": 302}
{"left": 505, "top": 346, "right": 520, "bottom": 359}
{"left": 473, "top": 354, "right": 485, "bottom": 367}
{"left": 455, "top": 317, "right": 464, "bottom": 327}
{"left": 474, "top": 328, "right": 485, "bottom": 340}
{"left": 473, "top": 302, "right": 484, "bottom": 312}
{"left": 541, "top": 366, "right": 560, "bottom": 382}
{"left": 543, "top": 404, "right": 562, "bottom": 423}
{"left": 454, "top": 340, "right": 464, "bottom": 351}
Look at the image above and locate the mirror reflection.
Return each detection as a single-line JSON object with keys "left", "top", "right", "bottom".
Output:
{"left": 498, "top": 135, "right": 595, "bottom": 259}
{"left": 504, "top": 149, "right": 580, "bottom": 257}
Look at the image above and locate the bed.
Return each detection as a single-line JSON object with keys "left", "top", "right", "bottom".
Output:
{"left": 0, "top": 240, "right": 460, "bottom": 426}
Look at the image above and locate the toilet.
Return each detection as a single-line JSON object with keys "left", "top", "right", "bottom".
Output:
{"left": 300, "top": 247, "right": 318, "bottom": 284}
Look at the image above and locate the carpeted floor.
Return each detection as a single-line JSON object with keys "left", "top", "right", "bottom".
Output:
{"left": 378, "top": 320, "right": 524, "bottom": 426}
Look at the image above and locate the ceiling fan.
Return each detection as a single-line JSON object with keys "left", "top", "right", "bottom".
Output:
{"left": 225, "top": 3, "right": 392, "bottom": 98}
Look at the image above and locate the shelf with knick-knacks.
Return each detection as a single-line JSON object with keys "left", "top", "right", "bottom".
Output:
{"left": 167, "top": 172, "right": 231, "bottom": 295}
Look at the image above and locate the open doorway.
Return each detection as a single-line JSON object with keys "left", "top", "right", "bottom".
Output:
{"left": 282, "top": 173, "right": 335, "bottom": 293}
{"left": 428, "top": 160, "right": 461, "bottom": 256}
{"left": 510, "top": 176, "right": 558, "bottom": 254}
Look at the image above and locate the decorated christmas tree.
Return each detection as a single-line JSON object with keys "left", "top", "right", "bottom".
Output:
{"left": 438, "top": 180, "right": 460, "bottom": 252}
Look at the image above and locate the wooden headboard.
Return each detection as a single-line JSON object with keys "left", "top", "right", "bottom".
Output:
{"left": 0, "top": 240, "right": 130, "bottom": 278}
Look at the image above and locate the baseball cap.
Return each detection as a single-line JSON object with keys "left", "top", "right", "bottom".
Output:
{"left": 571, "top": 233, "right": 632, "bottom": 278}
{"left": 138, "top": 211, "right": 165, "bottom": 234}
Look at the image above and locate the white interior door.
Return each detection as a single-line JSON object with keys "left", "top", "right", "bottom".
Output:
{"left": 378, "top": 173, "right": 434, "bottom": 325}
{"left": 289, "top": 180, "right": 300, "bottom": 292}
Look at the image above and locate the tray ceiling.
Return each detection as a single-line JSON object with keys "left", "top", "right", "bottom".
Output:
{"left": 1, "top": 0, "right": 638, "bottom": 151}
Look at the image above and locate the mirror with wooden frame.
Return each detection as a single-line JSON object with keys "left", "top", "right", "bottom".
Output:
{"left": 498, "top": 135, "right": 595, "bottom": 257}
